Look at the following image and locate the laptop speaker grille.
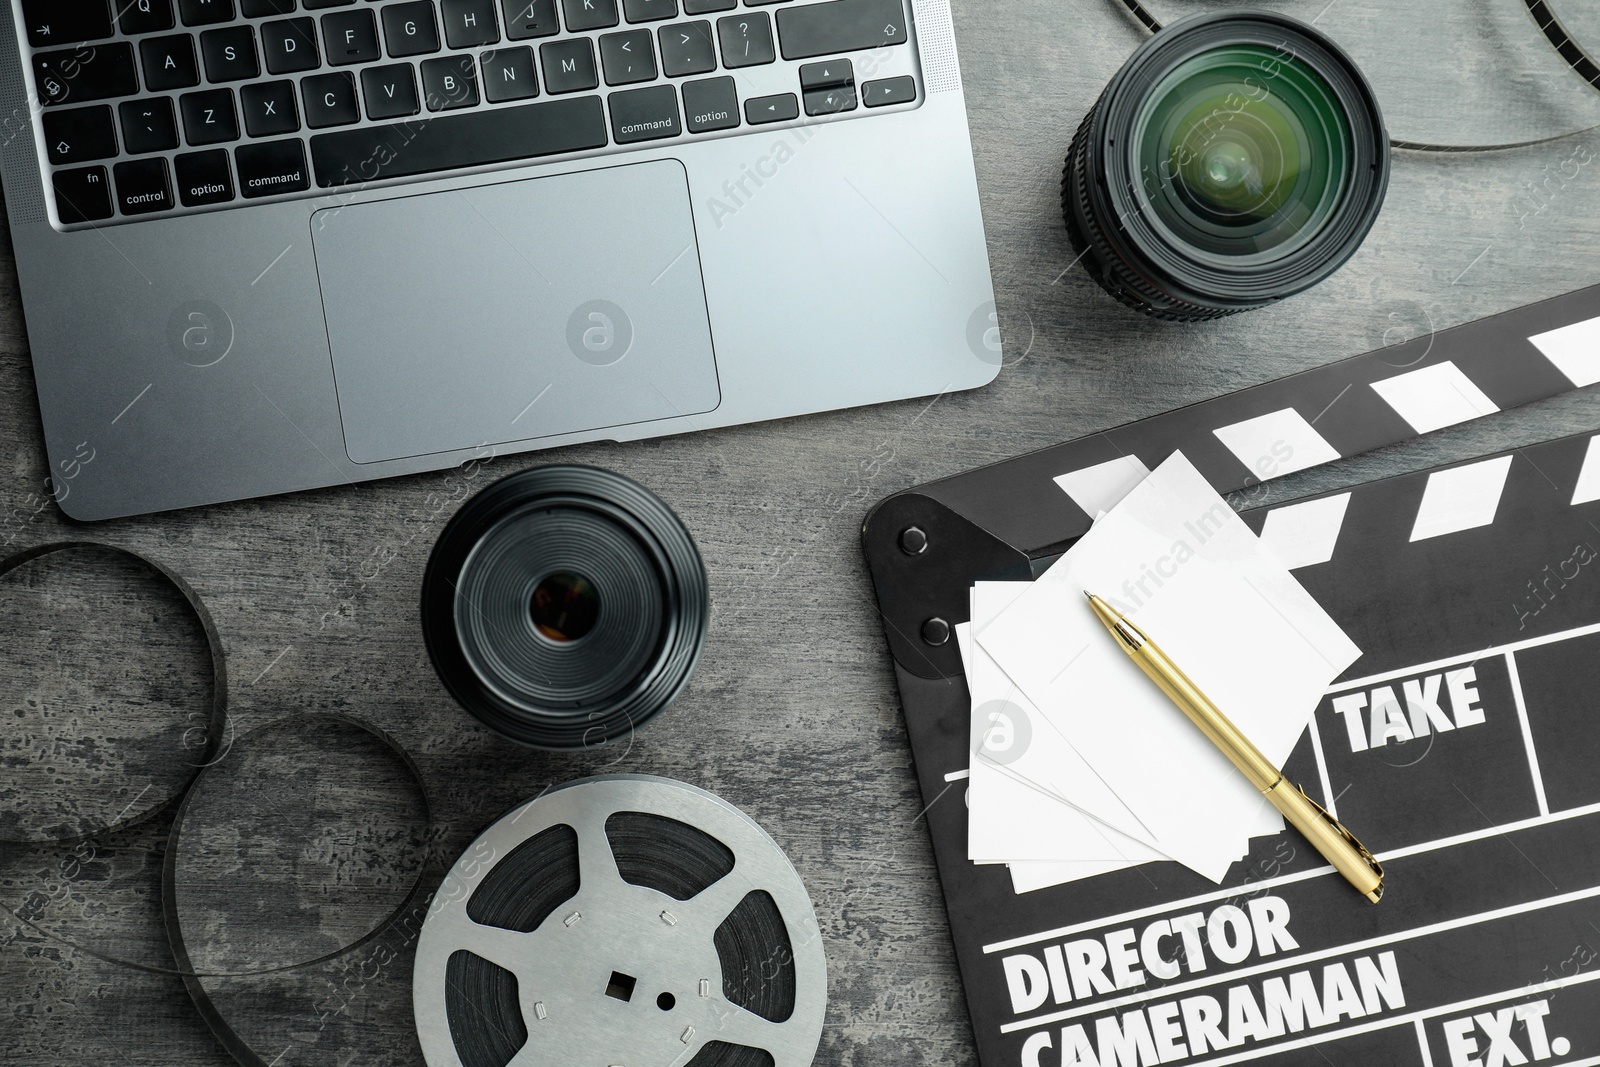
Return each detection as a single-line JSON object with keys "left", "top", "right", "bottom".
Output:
{"left": 913, "top": 0, "right": 962, "bottom": 94}
{"left": 0, "top": 13, "right": 45, "bottom": 226}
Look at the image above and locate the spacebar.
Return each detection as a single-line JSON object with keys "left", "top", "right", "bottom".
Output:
{"left": 309, "top": 96, "right": 609, "bottom": 189}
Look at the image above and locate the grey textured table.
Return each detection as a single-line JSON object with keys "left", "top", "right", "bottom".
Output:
{"left": 5, "top": 2, "right": 1600, "bottom": 1064}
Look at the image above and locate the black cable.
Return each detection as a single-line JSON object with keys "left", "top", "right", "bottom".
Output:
{"left": 1109, "top": 0, "right": 1600, "bottom": 152}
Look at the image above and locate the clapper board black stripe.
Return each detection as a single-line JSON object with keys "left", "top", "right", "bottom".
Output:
{"left": 918, "top": 283, "right": 1600, "bottom": 557}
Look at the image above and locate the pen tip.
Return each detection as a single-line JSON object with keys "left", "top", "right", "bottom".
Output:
{"left": 1084, "top": 591, "right": 1097, "bottom": 602}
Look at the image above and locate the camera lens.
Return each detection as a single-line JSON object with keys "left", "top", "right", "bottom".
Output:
{"left": 423, "top": 466, "right": 708, "bottom": 750}
{"left": 1063, "top": 12, "right": 1389, "bottom": 320}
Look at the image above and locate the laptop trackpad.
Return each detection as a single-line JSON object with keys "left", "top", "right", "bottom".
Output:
{"left": 312, "top": 160, "right": 719, "bottom": 464}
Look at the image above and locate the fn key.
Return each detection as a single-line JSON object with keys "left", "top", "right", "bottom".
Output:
{"left": 235, "top": 138, "right": 310, "bottom": 199}
{"left": 53, "top": 166, "right": 114, "bottom": 223}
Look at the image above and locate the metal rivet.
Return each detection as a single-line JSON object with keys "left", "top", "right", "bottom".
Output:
{"left": 681, "top": 1026, "right": 697, "bottom": 1044}
{"left": 659, "top": 909, "right": 678, "bottom": 926}
{"left": 534, "top": 1001, "right": 548, "bottom": 1020}
{"left": 921, "top": 617, "right": 951, "bottom": 646}
{"left": 699, "top": 979, "right": 711, "bottom": 998}
{"left": 563, "top": 911, "right": 582, "bottom": 927}
{"left": 899, "top": 525, "right": 928, "bottom": 555}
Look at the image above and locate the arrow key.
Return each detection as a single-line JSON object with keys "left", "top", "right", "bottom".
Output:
{"left": 23, "top": 0, "right": 113, "bottom": 49}
{"left": 799, "top": 58, "right": 852, "bottom": 91}
{"left": 803, "top": 84, "right": 856, "bottom": 116}
{"left": 42, "top": 105, "right": 118, "bottom": 165}
{"left": 744, "top": 92, "right": 796, "bottom": 125}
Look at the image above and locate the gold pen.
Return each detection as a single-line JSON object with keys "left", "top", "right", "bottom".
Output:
{"left": 1086, "top": 593, "right": 1384, "bottom": 904}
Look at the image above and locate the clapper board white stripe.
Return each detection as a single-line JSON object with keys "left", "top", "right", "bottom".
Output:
{"left": 1257, "top": 492, "right": 1352, "bottom": 570}
{"left": 1211, "top": 407, "right": 1341, "bottom": 477}
{"left": 1051, "top": 455, "right": 1150, "bottom": 519}
{"left": 1409, "top": 454, "right": 1515, "bottom": 542}
{"left": 1572, "top": 434, "right": 1600, "bottom": 506}
{"left": 1370, "top": 361, "right": 1500, "bottom": 435}
{"left": 1529, "top": 314, "right": 1600, "bottom": 387}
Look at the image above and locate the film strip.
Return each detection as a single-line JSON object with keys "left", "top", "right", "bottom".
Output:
{"left": 413, "top": 775, "right": 827, "bottom": 1067}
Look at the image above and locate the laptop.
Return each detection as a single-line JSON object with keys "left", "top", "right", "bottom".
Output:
{"left": 3, "top": 0, "right": 998, "bottom": 520}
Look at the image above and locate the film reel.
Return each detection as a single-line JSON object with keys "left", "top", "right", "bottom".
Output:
{"left": 413, "top": 776, "right": 826, "bottom": 1067}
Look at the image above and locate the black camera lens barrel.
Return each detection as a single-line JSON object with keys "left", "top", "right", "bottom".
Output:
{"left": 1063, "top": 11, "right": 1390, "bottom": 320}
{"left": 422, "top": 466, "right": 709, "bottom": 750}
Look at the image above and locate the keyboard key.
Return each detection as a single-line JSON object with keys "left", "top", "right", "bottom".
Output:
{"left": 716, "top": 12, "right": 772, "bottom": 68}
{"left": 776, "top": 0, "right": 907, "bottom": 61}
{"left": 22, "top": 0, "right": 112, "bottom": 48}
{"left": 241, "top": 80, "right": 300, "bottom": 135}
{"left": 682, "top": 0, "right": 732, "bottom": 10}
{"left": 179, "top": 0, "right": 235, "bottom": 26}
{"left": 175, "top": 149, "right": 235, "bottom": 205}
{"left": 562, "top": 0, "right": 617, "bottom": 31}
{"left": 202, "top": 26, "right": 262, "bottom": 81}
{"left": 114, "top": 157, "right": 174, "bottom": 215}
{"left": 422, "top": 55, "right": 479, "bottom": 110}
{"left": 309, "top": 95, "right": 606, "bottom": 186}
{"left": 119, "top": 0, "right": 177, "bottom": 35}
{"left": 262, "top": 17, "right": 320, "bottom": 72}
{"left": 322, "top": 10, "right": 381, "bottom": 64}
{"left": 303, "top": 0, "right": 355, "bottom": 7}
{"left": 361, "top": 63, "right": 420, "bottom": 117}
{"left": 609, "top": 83, "right": 678, "bottom": 142}
{"left": 241, "top": 0, "right": 296, "bottom": 14}
{"left": 383, "top": 2, "right": 441, "bottom": 56}
{"left": 540, "top": 38, "right": 597, "bottom": 93}
{"left": 302, "top": 71, "right": 359, "bottom": 125}
{"left": 53, "top": 166, "right": 114, "bottom": 222}
{"left": 803, "top": 84, "right": 854, "bottom": 115}
{"left": 441, "top": 0, "right": 499, "bottom": 46}
{"left": 658, "top": 21, "right": 714, "bottom": 77}
{"left": 799, "top": 58, "right": 851, "bottom": 90}
{"left": 481, "top": 47, "right": 538, "bottom": 103}
{"left": 623, "top": 0, "right": 675, "bottom": 22}
{"left": 142, "top": 34, "right": 201, "bottom": 90}
{"left": 862, "top": 74, "right": 913, "bottom": 107}
{"left": 43, "top": 105, "right": 118, "bottom": 165}
{"left": 181, "top": 88, "right": 240, "bottom": 143}
{"left": 681, "top": 74, "right": 736, "bottom": 131}
{"left": 119, "top": 97, "right": 180, "bottom": 153}
{"left": 599, "top": 29, "right": 654, "bottom": 85}
{"left": 35, "top": 44, "right": 139, "bottom": 105}
{"left": 501, "top": 0, "right": 559, "bottom": 39}
{"left": 744, "top": 91, "right": 794, "bottom": 124}
{"left": 235, "top": 137, "right": 309, "bottom": 197}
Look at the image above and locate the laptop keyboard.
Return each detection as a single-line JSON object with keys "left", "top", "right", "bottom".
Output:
{"left": 21, "top": 0, "right": 922, "bottom": 226}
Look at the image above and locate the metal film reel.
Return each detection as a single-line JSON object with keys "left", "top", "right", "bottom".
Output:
{"left": 413, "top": 776, "right": 826, "bottom": 1067}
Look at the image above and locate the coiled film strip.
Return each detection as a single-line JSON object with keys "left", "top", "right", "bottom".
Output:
{"left": 413, "top": 776, "right": 826, "bottom": 1067}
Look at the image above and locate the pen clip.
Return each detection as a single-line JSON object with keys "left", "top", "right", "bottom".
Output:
{"left": 1297, "top": 783, "right": 1385, "bottom": 899}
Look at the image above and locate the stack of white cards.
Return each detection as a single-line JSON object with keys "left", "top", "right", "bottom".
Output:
{"left": 958, "top": 452, "right": 1362, "bottom": 893}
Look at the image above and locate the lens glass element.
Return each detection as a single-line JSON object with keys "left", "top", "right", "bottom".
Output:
{"left": 1134, "top": 44, "right": 1352, "bottom": 261}
{"left": 531, "top": 572, "right": 600, "bottom": 643}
